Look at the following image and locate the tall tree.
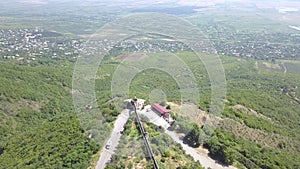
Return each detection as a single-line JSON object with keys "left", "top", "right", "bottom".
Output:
{"left": 183, "top": 123, "right": 201, "bottom": 147}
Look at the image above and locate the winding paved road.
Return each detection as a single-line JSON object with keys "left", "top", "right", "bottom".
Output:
{"left": 165, "top": 130, "right": 237, "bottom": 169}
{"left": 96, "top": 108, "right": 237, "bottom": 169}
{"left": 139, "top": 109, "right": 236, "bottom": 169}
{"left": 96, "top": 109, "right": 131, "bottom": 169}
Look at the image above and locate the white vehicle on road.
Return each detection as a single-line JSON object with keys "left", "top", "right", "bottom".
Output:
{"left": 105, "top": 141, "right": 112, "bottom": 149}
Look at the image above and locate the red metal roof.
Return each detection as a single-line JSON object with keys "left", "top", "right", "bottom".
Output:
{"left": 151, "top": 103, "right": 170, "bottom": 115}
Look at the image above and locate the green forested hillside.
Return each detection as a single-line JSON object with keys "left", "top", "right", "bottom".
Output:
{"left": 0, "top": 63, "right": 98, "bottom": 168}
{"left": 94, "top": 52, "right": 300, "bottom": 168}
{"left": 1, "top": 1, "right": 300, "bottom": 169}
{"left": 204, "top": 56, "right": 300, "bottom": 168}
{"left": 1, "top": 50, "right": 299, "bottom": 169}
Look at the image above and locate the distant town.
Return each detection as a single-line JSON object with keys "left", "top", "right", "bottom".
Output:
{"left": 1, "top": 28, "right": 300, "bottom": 65}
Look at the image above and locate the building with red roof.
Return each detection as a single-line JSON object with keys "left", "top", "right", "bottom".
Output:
{"left": 151, "top": 103, "right": 171, "bottom": 118}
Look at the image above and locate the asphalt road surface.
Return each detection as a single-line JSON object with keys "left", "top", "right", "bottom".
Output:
{"left": 95, "top": 109, "right": 131, "bottom": 169}
{"left": 96, "top": 108, "right": 237, "bottom": 169}
{"left": 165, "top": 130, "right": 237, "bottom": 169}
{"left": 138, "top": 109, "right": 170, "bottom": 130}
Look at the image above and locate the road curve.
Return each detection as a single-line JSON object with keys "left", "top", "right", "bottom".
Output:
{"left": 165, "top": 130, "right": 237, "bottom": 169}
{"left": 96, "top": 108, "right": 237, "bottom": 169}
{"left": 139, "top": 109, "right": 236, "bottom": 169}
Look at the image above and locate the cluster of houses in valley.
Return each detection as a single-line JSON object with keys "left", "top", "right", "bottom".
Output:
{"left": 111, "top": 40, "right": 190, "bottom": 53}
{"left": 0, "top": 28, "right": 84, "bottom": 62}
{"left": 212, "top": 32, "right": 300, "bottom": 60}
{"left": 0, "top": 28, "right": 193, "bottom": 64}
{"left": 2, "top": 27, "right": 300, "bottom": 65}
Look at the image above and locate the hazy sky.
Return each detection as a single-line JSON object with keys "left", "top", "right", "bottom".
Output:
{"left": 13, "top": 0, "right": 300, "bottom": 9}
